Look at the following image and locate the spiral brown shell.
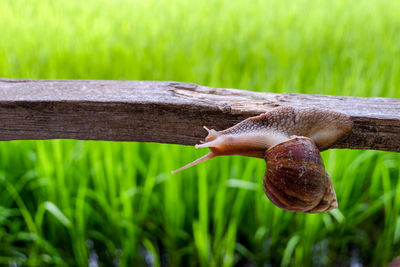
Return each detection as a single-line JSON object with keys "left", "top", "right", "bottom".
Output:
{"left": 263, "top": 137, "right": 337, "bottom": 213}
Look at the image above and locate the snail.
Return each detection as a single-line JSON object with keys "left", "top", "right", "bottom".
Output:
{"left": 172, "top": 107, "right": 353, "bottom": 213}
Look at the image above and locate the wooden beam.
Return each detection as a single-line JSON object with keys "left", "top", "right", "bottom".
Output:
{"left": 0, "top": 78, "right": 399, "bottom": 152}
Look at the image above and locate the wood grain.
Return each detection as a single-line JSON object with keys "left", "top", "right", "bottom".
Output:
{"left": 0, "top": 78, "right": 399, "bottom": 152}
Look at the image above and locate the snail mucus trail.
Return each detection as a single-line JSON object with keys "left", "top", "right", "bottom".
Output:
{"left": 171, "top": 107, "right": 353, "bottom": 213}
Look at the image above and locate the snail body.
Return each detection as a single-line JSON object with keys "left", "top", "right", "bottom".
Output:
{"left": 172, "top": 107, "right": 353, "bottom": 213}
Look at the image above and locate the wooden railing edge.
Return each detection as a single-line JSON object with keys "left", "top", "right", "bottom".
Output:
{"left": 0, "top": 78, "right": 399, "bottom": 152}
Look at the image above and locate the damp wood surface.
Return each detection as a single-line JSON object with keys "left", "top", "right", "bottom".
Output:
{"left": 0, "top": 78, "right": 399, "bottom": 152}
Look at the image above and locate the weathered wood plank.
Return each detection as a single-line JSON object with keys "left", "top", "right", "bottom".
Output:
{"left": 0, "top": 78, "right": 399, "bottom": 152}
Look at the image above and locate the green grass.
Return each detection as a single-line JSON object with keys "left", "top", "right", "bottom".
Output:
{"left": 1, "top": 0, "right": 400, "bottom": 266}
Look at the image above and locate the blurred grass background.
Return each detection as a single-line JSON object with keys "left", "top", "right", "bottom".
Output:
{"left": 1, "top": 0, "right": 400, "bottom": 266}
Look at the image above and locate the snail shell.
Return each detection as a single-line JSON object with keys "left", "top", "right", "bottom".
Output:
{"left": 263, "top": 137, "right": 337, "bottom": 213}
